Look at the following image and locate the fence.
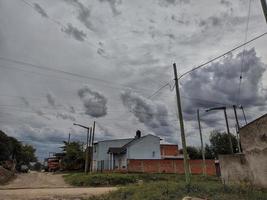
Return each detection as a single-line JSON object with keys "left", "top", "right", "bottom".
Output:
{"left": 127, "top": 159, "right": 217, "bottom": 175}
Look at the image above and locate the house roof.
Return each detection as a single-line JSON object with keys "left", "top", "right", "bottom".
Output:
{"left": 106, "top": 134, "right": 160, "bottom": 154}
{"left": 107, "top": 147, "right": 126, "bottom": 154}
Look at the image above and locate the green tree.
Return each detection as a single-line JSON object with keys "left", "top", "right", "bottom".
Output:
{"left": 61, "top": 141, "right": 84, "bottom": 170}
{"left": 179, "top": 146, "right": 202, "bottom": 159}
{"left": 204, "top": 144, "right": 215, "bottom": 159}
{"left": 209, "top": 131, "right": 238, "bottom": 158}
{"left": 0, "top": 130, "right": 37, "bottom": 169}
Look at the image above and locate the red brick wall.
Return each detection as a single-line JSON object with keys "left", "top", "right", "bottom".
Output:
{"left": 127, "top": 159, "right": 216, "bottom": 175}
{"left": 160, "top": 145, "right": 179, "bottom": 156}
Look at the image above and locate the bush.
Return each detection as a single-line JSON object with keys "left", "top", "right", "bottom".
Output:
{"left": 64, "top": 173, "right": 138, "bottom": 187}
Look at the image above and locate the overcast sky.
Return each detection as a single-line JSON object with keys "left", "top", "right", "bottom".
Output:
{"left": 0, "top": 0, "right": 267, "bottom": 160}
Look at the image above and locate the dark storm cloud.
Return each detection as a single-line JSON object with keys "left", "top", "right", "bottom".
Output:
{"left": 78, "top": 86, "right": 107, "bottom": 118}
{"left": 99, "top": 0, "right": 122, "bottom": 15}
{"left": 160, "top": 0, "right": 190, "bottom": 6}
{"left": 17, "top": 125, "right": 67, "bottom": 144}
{"left": 181, "top": 48, "right": 267, "bottom": 122}
{"left": 46, "top": 92, "right": 56, "bottom": 107}
{"left": 120, "top": 90, "right": 175, "bottom": 142}
{"left": 220, "top": 0, "right": 232, "bottom": 7}
{"left": 64, "top": 0, "right": 95, "bottom": 31}
{"left": 33, "top": 3, "right": 48, "bottom": 18}
{"left": 56, "top": 112, "right": 76, "bottom": 121}
{"left": 61, "top": 23, "right": 87, "bottom": 42}
{"left": 20, "top": 97, "right": 30, "bottom": 107}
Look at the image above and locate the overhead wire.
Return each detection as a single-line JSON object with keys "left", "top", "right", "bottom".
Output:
{"left": 236, "top": 0, "right": 252, "bottom": 105}
{"left": 0, "top": 57, "right": 152, "bottom": 92}
{"left": 178, "top": 31, "right": 267, "bottom": 80}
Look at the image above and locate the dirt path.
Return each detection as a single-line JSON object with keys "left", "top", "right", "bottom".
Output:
{"left": 0, "top": 172, "right": 117, "bottom": 200}
{"left": 0, "top": 171, "right": 69, "bottom": 189}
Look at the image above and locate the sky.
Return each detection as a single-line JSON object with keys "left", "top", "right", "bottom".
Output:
{"left": 0, "top": 0, "right": 267, "bottom": 160}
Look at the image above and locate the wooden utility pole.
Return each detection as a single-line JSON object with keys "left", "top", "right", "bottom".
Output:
{"left": 261, "top": 0, "right": 267, "bottom": 24}
{"left": 85, "top": 128, "right": 89, "bottom": 174}
{"left": 90, "top": 121, "right": 96, "bottom": 172}
{"left": 173, "top": 63, "right": 190, "bottom": 185}
{"left": 223, "top": 108, "right": 234, "bottom": 154}
{"left": 233, "top": 105, "right": 241, "bottom": 153}
{"left": 240, "top": 106, "right": 247, "bottom": 125}
{"left": 197, "top": 109, "right": 206, "bottom": 176}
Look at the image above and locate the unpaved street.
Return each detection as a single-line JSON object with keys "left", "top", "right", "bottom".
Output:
{"left": 0, "top": 172, "right": 116, "bottom": 200}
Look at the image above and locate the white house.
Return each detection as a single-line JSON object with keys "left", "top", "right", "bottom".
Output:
{"left": 92, "top": 131, "right": 161, "bottom": 171}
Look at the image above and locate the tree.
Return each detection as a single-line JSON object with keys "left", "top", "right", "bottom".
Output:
{"left": 179, "top": 146, "right": 202, "bottom": 159}
{"left": 205, "top": 144, "right": 215, "bottom": 159}
{"left": 0, "top": 130, "right": 37, "bottom": 169}
{"left": 61, "top": 141, "right": 84, "bottom": 170}
{"left": 209, "top": 131, "right": 238, "bottom": 158}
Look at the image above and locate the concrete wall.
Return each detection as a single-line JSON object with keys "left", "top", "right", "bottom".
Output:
{"left": 219, "top": 154, "right": 252, "bottom": 184}
{"left": 127, "top": 135, "right": 161, "bottom": 159}
{"left": 127, "top": 159, "right": 216, "bottom": 175}
{"left": 219, "top": 114, "right": 267, "bottom": 188}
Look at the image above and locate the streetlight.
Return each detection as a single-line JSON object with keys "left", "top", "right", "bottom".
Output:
{"left": 205, "top": 106, "right": 234, "bottom": 154}
{"left": 73, "top": 123, "right": 92, "bottom": 173}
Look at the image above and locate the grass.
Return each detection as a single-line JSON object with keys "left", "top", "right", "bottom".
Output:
{"left": 64, "top": 173, "right": 267, "bottom": 200}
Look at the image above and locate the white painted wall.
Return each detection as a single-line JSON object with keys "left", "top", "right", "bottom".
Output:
{"left": 93, "top": 138, "right": 132, "bottom": 170}
{"left": 127, "top": 135, "right": 161, "bottom": 159}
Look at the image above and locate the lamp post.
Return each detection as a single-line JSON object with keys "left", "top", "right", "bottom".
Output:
{"left": 73, "top": 123, "right": 91, "bottom": 174}
{"left": 205, "top": 106, "right": 234, "bottom": 154}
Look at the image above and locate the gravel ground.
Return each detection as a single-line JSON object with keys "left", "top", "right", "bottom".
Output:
{"left": 0, "top": 171, "right": 116, "bottom": 200}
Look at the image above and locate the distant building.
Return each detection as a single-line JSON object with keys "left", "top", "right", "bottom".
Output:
{"left": 92, "top": 131, "right": 161, "bottom": 171}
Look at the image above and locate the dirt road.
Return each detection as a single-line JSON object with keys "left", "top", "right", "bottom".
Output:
{"left": 0, "top": 171, "right": 116, "bottom": 200}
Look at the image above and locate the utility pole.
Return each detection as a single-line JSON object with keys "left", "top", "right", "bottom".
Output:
{"left": 206, "top": 107, "right": 233, "bottom": 154}
{"left": 197, "top": 109, "right": 206, "bottom": 176}
{"left": 233, "top": 105, "right": 241, "bottom": 153}
{"left": 239, "top": 105, "right": 247, "bottom": 125}
{"left": 73, "top": 123, "right": 91, "bottom": 174}
{"left": 85, "top": 128, "right": 89, "bottom": 174}
{"left": 261, "top": 0, "right": 267, "bottom": 24}
{"left": 90, "top": 121, "right": 96, "bottom": 172}
{"left": 223, "top": 108, "right": 234, "bottom": 154}
{"left": 88, "top": 127, "right": 92, "bottom": 173}
{"left": 173, "top": 63, "right": 191, "bottom": 185}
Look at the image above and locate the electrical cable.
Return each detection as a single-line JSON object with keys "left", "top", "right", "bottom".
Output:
{"left": 178, "top": 31, "right": 267, "bottom": 80}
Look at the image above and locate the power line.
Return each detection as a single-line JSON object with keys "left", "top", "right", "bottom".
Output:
{"left": 236, "top": 0, "right": 252, "bottom": 105}
{"left": 0, "top": 57, "right": 152, "bottom": 92}
{"left": 19, "top": 0, "right": 99, "bottom": 49}
{"left": 147, "top": 82, "right": 175, "bottom": 99}
{"left": 178, "top": 31, "right": 267, "bottom": 80}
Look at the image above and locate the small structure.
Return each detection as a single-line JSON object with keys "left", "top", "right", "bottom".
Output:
{"left": 93, "top": 131, "right": 161, "bottom": 171}
{"left": 219, "top": 113, "right": 267, "bottom": 188}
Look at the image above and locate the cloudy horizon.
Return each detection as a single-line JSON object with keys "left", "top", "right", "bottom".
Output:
{"left": 0, "top": 0, "right": 267, "bottom": 160}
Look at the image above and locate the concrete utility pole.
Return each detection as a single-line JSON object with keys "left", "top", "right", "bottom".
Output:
{"left": 206, "top": 107, "right": 233, "bottom": 154}
{"left": 197, "top": 109, "right": 206, "bottom": 176}
{"left": 90, "top": 121, "right": 96, "bottom": 172}
{"left": 261, "top": 0, "right": 267, "bottom": 24}
{"left": 233, "top": 105, "right": 241, "bottom": 153}
{"left": 239, "top": 105, "right": 248, "bottom": 125}
{"left": 173, "top": 63, "right": 191, "bottom": 185}
{"left": 73, "top": 123, "right": 91, "bottom": 174}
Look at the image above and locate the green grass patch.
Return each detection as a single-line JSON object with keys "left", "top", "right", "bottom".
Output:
{"left": 64, "top": 173, "right": 267, "bottom": 199}
{"left": 87, "top": 180, "right": 267, "bottom": 200}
